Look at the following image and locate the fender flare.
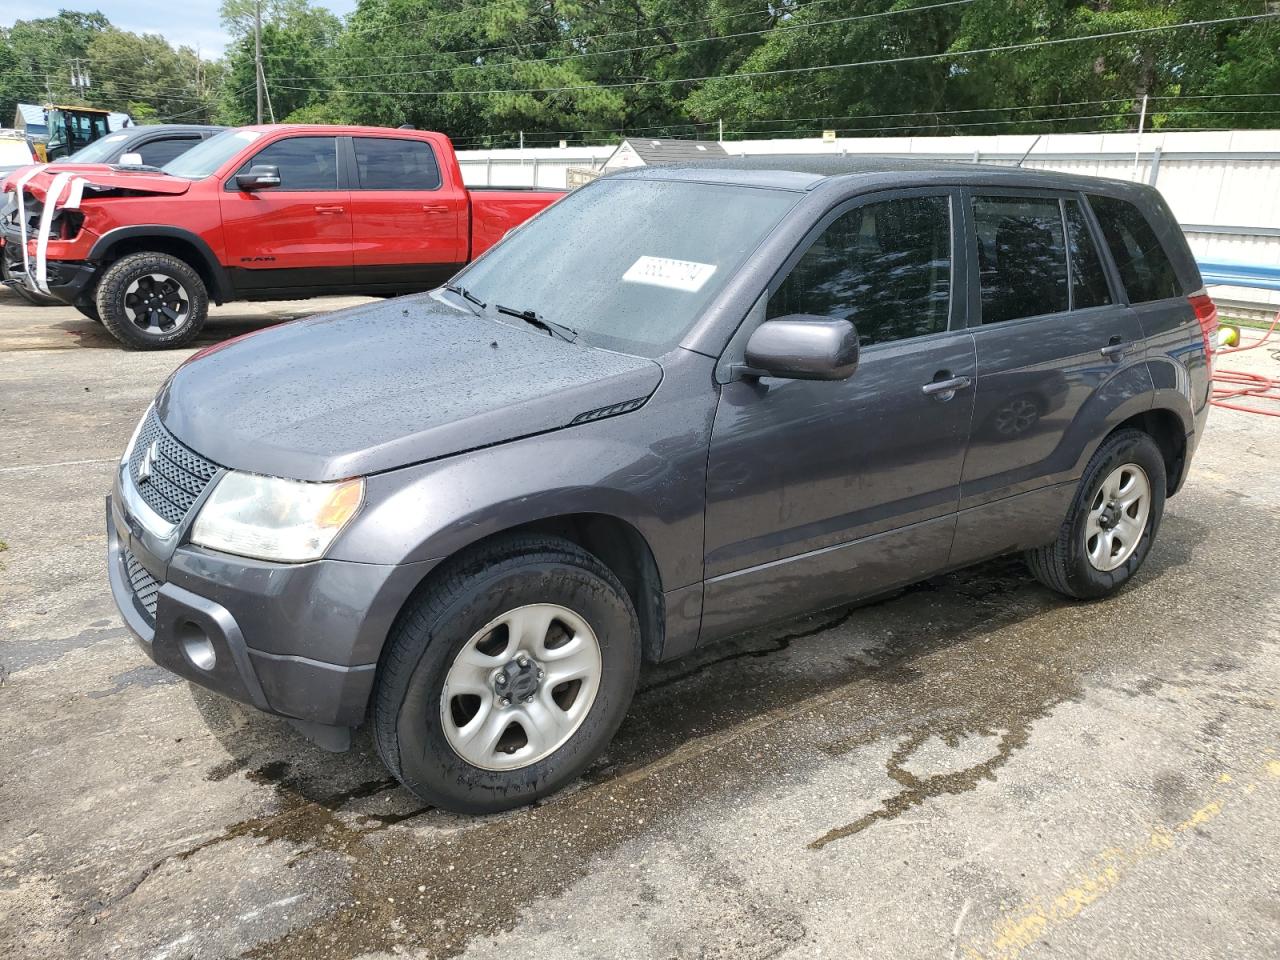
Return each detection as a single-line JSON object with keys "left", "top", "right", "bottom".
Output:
{"left": 89, "top": 225, "right": 232, "bottom": 303}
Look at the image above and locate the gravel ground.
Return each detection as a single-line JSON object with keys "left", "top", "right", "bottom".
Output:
{"left": 1, "top": 288, "right": 1277, "bottom": 960}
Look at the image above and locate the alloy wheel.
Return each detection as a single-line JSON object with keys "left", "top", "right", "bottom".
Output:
{"left": 1084, "top": 463, "right": 1151, "bottom": 572}
{"left": 123, "top": 273, "right": 191, "bottom": 334}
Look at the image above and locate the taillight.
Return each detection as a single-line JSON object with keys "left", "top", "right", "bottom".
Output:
{"left": 1189, "top": 291, "right": 1218, "bottom": 368}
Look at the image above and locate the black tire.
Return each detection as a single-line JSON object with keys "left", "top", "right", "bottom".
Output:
{"left": 75, "top": 300, "right": 101, "bottom": 323}
{"left": 1026, "top": 428, "right": 1167, "bottom": 600}
{"left": 96, "top": 252, "right": 208, "bottom": 350}
{"left": 373, "top": 534, "right": 642, "bottom": 813}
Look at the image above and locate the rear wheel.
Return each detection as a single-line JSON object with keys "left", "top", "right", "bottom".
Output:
{"left": 373, "top": 534, "right": 642, "bottom": 813}
{"left": 96, "top": 252, "right": 208, "bottom": 350}
{"left": 1026, "top": 428, "right": 1166, "bottom": 599}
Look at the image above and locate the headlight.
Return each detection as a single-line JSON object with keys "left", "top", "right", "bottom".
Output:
{"left": 191, "top": 472, "right": 364, "bottom": 563}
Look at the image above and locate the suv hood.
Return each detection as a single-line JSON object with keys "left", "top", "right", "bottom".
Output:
{"left": 157, "top": 295, "right": 664, "bottom": 481}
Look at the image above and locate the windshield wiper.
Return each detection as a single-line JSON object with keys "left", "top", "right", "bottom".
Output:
{"left": 494, "top": 303, "right": 578, "bottom": 343}
{"left": 444, "top": 283, "right": 486, "bottom": 313}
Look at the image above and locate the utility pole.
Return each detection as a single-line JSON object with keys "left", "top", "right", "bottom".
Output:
{"left": 254, "top": 0, "right": 263, "bottom": 124}
{"left": 1132, "top": 93, "right": 1148, "bottom": 178}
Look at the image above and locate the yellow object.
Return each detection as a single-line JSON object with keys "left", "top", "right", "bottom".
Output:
{"left": 1218, "top": 324, "right": 1241, "bottom": 348}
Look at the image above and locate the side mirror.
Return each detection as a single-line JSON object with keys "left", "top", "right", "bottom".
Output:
{"left": 742, "top": 315, "right": 860, "bottom": 381}
{"left": 118, "top": 152, "right": 144, "bottom": 166}
{"left": 235, "top": 164, "right": 281, "bottom": 191}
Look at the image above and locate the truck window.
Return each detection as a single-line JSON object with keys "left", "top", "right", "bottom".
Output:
{"left": 137, "top": 136, "right": 200, "bottom": 168}
{"left": 234, "top": 136, "right": 339, "bottom": 191}
{"left": 1088, "top": 195, "right": 1182, "bottom": 303}
{"left": 973, "top": 195, "right": 1069, "bottom": 324}
{"left": 1064, "top": 199, "right": 1112, "bottom": 309}
{"left": 353, "top": 137, "right": 441, "bottom": 190}
{"left": 767, "top": 195, "right": 952, "bottom": 346}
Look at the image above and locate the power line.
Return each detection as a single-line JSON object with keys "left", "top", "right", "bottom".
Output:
{"left": 285, "top": 0, "right": 976, "bottom": 82}
{"left": 277, "top": 12, "right": 1280, "bottom": 99}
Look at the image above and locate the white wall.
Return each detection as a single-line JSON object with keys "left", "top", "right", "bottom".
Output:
{"left": 457, "top": 130, "right": 1280, "bottom": 314}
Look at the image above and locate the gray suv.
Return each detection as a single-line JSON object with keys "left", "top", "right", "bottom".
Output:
{"left": 107, "top": 157, "right": 1217, "bottom": 812}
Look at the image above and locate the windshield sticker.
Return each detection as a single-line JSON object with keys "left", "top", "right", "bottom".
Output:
{"left": 622, "top": 255, "right": 716, "bottom": 292}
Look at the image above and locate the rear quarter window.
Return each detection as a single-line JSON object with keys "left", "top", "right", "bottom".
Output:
{"left": 1088, "top": 195, "right": 1182, "bottom": 303}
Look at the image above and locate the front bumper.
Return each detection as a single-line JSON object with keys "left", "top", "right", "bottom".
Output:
{"left": 107, "top": 494, "right": 435, "bottom": 729}
{"left": 0, "top": 224, "right": 98, "bottom": 304}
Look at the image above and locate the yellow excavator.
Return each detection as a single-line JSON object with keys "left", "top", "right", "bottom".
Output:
{"left": 32, "top": 105, "right": 113, "bottom": 161}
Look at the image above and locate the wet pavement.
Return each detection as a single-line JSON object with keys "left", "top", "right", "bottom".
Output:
{"left": 1, "top": 288, "right": 1277, "bottom": 959}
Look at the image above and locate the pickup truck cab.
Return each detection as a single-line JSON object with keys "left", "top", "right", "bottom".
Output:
{"left": 107, "top": 157, "right": 1215, "bottom": 812}
{"left": 0, "top": 125, "right": 562, "bottom": 348}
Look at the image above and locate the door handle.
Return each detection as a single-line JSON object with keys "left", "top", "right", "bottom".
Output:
{"left": 422, "top": 204, "right": 450, "bottom": 213}
{"left": 314, "top": 205, "right": 345, "bottom": 214}
{"left": 921, "top": 375, "right": 973, "bottom": 397}
{"left": 1099, "top": 337, "right": 1128, "bottom": 360}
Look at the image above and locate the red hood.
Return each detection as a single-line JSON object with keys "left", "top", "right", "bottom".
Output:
{"left": 4, "top": 165, "right": 192, "bottom": 200}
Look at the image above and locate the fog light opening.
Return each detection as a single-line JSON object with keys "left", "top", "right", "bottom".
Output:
{"left": 177, "top": 620, "right": 216, "bottom": 671}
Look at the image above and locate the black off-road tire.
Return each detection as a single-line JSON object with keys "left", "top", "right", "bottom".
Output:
{"left": 372, "top": 534, "right": 642, "bottom": 814}
{"left": 1026, "top": 428, "right": 1167, "bottom": 600}
{"left": 96, "top": 252, "right": 208, "bottom": 350}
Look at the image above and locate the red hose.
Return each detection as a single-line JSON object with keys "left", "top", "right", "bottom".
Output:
{"left": 1211, "top": 311, "right": 1280, "bottom": 417}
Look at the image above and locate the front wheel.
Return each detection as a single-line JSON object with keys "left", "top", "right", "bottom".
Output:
{"left": 1026, "top": 428, "right": 1167, "bottom": 599}
{"left": 96, "top": 252, "right": 208, "bottom": 350}
{"left": 372, "top": 535, "right": 642, "bottom": 813}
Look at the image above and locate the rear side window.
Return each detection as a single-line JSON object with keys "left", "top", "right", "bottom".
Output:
{"left": 137, "top": 137, "right": 199, "bottom": 167}
{"left": 1089, "top": 195, "right": 1182, "bottom": 303}
{"left": 973, "top": 195, "right": 1068, "bottom": 324}
{"left": 1064, "top": 199, "right": 1112, "bottom": 308}
{"left": 767, "top": 195, "right": 952, "bottom": 347}
{"left": 234, "top": 136, "right": 339, "bottom": 190}
{"left": 353, "top": 137, "right": 442, "bottom": 190}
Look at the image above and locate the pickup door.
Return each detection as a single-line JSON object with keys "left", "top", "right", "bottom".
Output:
{"left": 220, "top": 133, "right": 354, "bottom": 293}
{"left": 346, "top": 135, "right": 467, "bottom": 289}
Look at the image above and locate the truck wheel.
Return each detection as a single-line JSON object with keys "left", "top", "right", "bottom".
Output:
{"left": 96, "top": 252, "right": 208, "bottom": 350}
{"left": 373, "top": 534, "right": 642, "bottom": 813}
{"left": 1026, "top": 429, "right": 1166, "bottom": 600}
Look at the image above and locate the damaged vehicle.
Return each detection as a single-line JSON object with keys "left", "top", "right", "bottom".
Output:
{"left": 108, "top": 157, "right": 1216, "bottom": 812}
{"left": 1, "top": 125, "right": 561, "bottom": 348}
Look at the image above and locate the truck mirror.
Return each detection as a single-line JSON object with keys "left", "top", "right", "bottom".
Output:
{"left": 235, "top": 164, "right": 282, "bottom": 191}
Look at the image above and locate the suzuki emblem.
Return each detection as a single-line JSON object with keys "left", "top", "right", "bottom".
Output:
{"left": 138, "top": 440, "right": 158, "bottom": 483}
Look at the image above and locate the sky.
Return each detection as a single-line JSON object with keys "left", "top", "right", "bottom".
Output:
{"left": 2, "top": 0, "right": 360, "bottom": 58}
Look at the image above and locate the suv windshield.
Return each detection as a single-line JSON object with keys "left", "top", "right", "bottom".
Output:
{"left": 67, "top": 131, "right": 130, "bottom": 163}
{"left": 163, "top": 128, "right": 261, "bottom": 180}
{"left": 454, "top": 177, "right": 801, "bottom": 356}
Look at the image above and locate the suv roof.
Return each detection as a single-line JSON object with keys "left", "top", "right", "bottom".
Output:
{"left": 609, "top": 153, "right": 1140, "bottom": 194}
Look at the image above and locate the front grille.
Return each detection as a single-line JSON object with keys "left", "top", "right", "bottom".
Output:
{"left": 128, "top": 408, "right": 220, "bottom": 525}
{"left": 124, "top": 549, "right": 161, "bottom": 620}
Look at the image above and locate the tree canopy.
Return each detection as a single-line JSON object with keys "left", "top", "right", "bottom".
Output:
{"left": 1, "top": 1, "right": 1276, "bottom": 143}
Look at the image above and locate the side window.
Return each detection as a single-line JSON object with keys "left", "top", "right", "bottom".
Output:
{"left": 1064, "top": 199, "right": 1112, "bottom": 309}
{"left": 766, "top": 195, "right": 952, "bottom": 347}
{"left": 973, "top": 195, "right": 1068, "bottom": 324}
{"left": 1088, "top": 195, "right": 1182, "bottom": 303}
{"left": 353, "top": 137, "right": 442, "bottom": 190}
{"left": 137, "top": 137, "right": 199, "bottom": 168}
{"left": 233, "top": 136, "right": 339, "bottom": 191}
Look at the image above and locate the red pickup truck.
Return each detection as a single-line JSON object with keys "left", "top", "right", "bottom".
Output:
{"left": 0, "top": 125, "right": 563, "bottom": 349}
